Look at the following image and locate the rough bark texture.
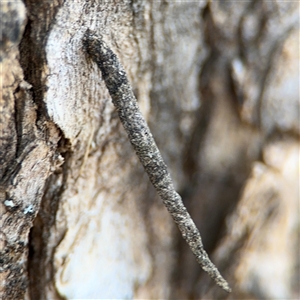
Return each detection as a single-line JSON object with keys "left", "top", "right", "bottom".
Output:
{"left": 1, "top": 1, "right": 299, "bottom": 300}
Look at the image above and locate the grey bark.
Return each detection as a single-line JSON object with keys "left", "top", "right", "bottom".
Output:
{"left": 1, "top": 1, "right": 299, "bottom": 300}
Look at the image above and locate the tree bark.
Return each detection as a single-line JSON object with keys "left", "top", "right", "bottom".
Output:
{"left": 1, "top": 1, "right": 299, "bottom": 299}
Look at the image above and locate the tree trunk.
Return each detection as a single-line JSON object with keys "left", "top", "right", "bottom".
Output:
{"left": 1, "top": 1, "right": 299, "bottom": 299}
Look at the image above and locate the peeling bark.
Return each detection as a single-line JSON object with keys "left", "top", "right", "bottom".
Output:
{"left": 1, "top": 1, "right": 299, "bottom": 299}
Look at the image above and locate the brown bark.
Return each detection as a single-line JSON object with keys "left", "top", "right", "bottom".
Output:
{"left": 1, "top": 1, "right": 299, "bottom": 299}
